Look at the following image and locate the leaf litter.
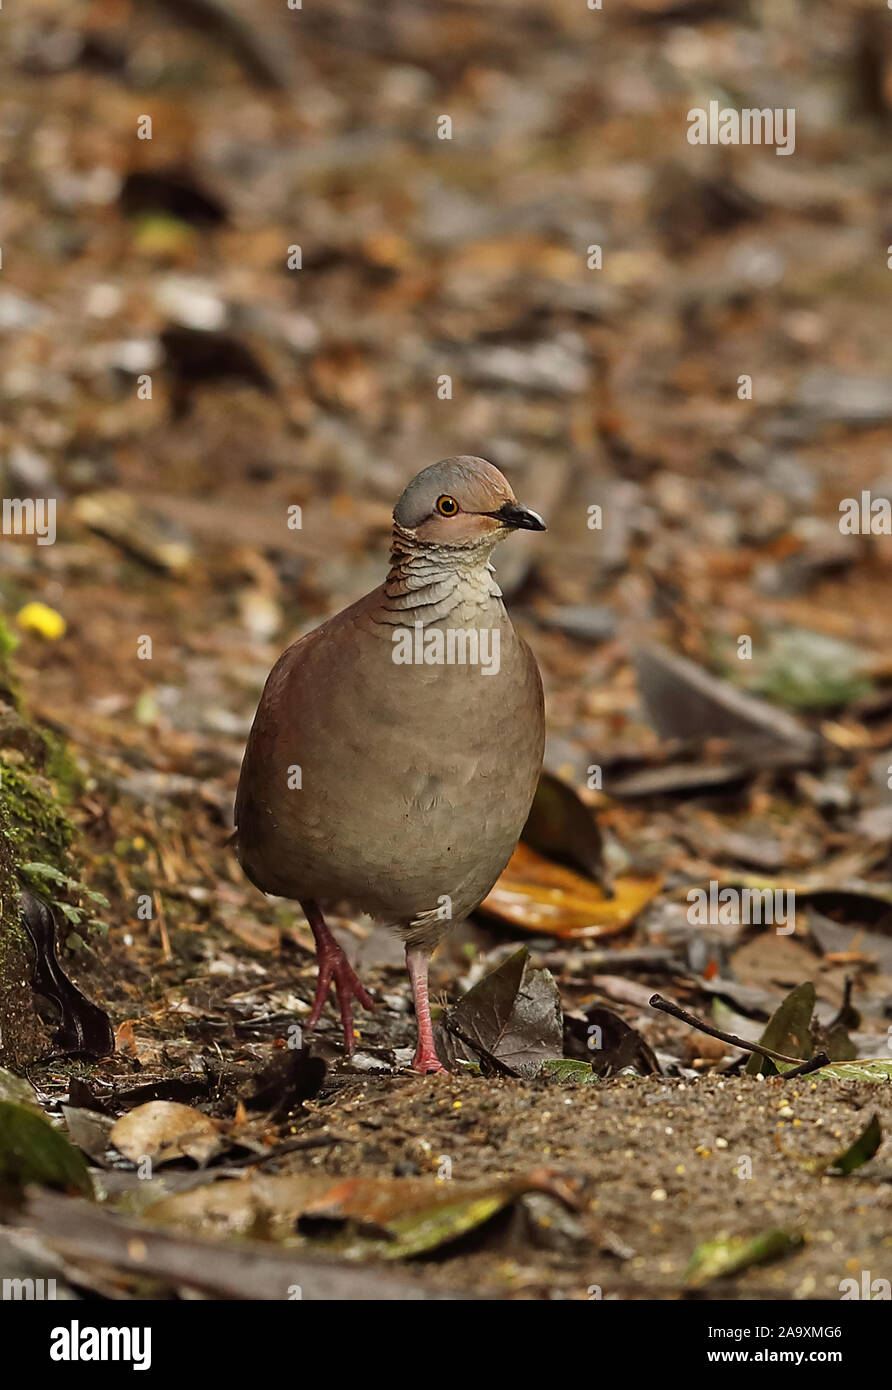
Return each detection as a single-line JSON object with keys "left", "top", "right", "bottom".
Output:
{"left": 2, "top": 0, "right": 892, "bottom": 1301}
{"left": 144, "top": 1167, "right": 585, "bottom": 1260}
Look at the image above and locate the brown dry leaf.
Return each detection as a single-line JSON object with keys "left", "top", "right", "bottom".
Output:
{"left": 683, "top": 1032, "right": 729, "bottom": 1064}
{"left": 73, "top": 491, "right": 193, "bottom": 573}
{"left": 362, "top": 231, "right": 417, "bottom": 269}
{"left": 223, "top": 915, "right": 280, "bottom": 952}
{"left": 294, "top": 1167, "right": 582, "bottom": 1223}
{"left": 481, "top": 843, "right": 660, "bottom": 938}
{"left": 730, "top": 934, "right": 832, "bottom": 1000}
{"left": 450, "top": 235, "right": 578, "bottom": 281}
{"left": 114, "top": 1020, "right": 139, "bottom": 1056}
{"left": 110, "top": 1101, "right": 222, "bottom": 1168}
{"left": 309, "top": 345, "right": 380, "bottom": 415}
{"left": 145, "top": 1166, "right": 583, "bottom": 1256}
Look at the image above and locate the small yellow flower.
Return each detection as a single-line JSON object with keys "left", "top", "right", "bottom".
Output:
{"left": 16, "top": 601, "right": 66, "bottom": 640}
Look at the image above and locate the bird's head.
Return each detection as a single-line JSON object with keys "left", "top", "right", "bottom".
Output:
{"left": 392, "top": 456, "right": 545, "bottom": 553}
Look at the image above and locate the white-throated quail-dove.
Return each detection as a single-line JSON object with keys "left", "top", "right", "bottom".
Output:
{"left": 234, "top": 456, "right": 546, "bottom": 1072}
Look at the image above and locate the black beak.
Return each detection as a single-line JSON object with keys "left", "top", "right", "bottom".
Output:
{"left": 488, "top": 501, "right": 547, "bottom": 532}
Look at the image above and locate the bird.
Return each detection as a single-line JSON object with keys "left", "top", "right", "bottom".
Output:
{"left": 233, "top": 456, "right": 546, "bottom": 1072}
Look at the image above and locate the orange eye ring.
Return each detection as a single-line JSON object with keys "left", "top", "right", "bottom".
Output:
{"left": 436, "top": 495, "right": 459, "bottom": 516}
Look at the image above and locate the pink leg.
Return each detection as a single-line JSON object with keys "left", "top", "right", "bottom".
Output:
{"left": 302, "top": 901, "right": 373, "bottom": 1056}
{"left": 406, "top": 946, "right": 446, "bottom": 1074}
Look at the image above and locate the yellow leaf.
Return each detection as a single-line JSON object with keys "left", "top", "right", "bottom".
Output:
{"left": 482, "top": 843, "right": 661, "bottom": 938}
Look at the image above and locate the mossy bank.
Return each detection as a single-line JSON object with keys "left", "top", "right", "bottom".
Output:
{"left": 0, "top": 620, "right": 83, "bottom": 1066}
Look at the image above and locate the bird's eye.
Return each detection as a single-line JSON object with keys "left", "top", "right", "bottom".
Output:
{"left": 436, "top": 495, "right": 459, "bottom": 516}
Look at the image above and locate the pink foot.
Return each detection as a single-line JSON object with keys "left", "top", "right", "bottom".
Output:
{"left": 412, "top": 1043, "right": 447, "bottom": 1074}
{"left": 302, "top": 904, "right": 373, "bottom": 1056}
{"left": 406, "top": 946, "right": 447, "bottom": 1074}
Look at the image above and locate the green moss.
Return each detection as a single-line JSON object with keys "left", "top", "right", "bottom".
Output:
{"left": 0, "top": 757, "right": 75, "bottom": 871}
{"left": 0, "top": 618, "right": 17, "bottom": 665}
{"left": 42, "top": 732, "right": 84, "bottom": 803}
{"left": 0, "top": 615, "right": 22, "bottom": 711}
{"left": 0, "top": 636, "right": 106, "bottom": 1062}
{"left": 0, "top": 800, "right": 43, "bottom": 1067}
{"left": 1, "top": 755, "right": 109, "bottom": 942}
{"left": 0, "top": 686, "right": 83, "bottom": 807}
{"left": 0, "top": 808, "right": 23, "bottom": 949}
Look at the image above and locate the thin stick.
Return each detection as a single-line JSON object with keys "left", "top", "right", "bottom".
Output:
{"left": 226, "top": 1132, "right": 357, "bottom": 1168}
{"left": 649, "top": 993, "right": 828, "bottom": 1072}
{"left": 781, "top": 1052, "right": 830, "bottom": 1079}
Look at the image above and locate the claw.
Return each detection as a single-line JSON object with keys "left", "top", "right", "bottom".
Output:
{"left": 302, "top": 904, "right": 373, "bottom": 1055}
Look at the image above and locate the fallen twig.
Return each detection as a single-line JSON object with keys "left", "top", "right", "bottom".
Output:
{"left": 226, "top": 1132, "right": 358, "bottom": 1168}
{"left": 778, "top": 1052, "right": 831, "bottom": 1079}
{"left": 649, "top": 993, "right": 829, "bottom": 1076}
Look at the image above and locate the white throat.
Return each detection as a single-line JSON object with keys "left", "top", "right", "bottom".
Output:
{"left": 377, "top": 524, "right": 504, "bottom": 627}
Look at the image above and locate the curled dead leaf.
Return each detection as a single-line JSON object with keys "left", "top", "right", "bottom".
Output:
{"left": 145, "top": 1166, "right": 585, "bottom": 1258}
{"left": 482, "top": 843, "right": 660, "bottom": 938}
{"left": 110, "top": 1101, "right": 222, "bottom": 1168}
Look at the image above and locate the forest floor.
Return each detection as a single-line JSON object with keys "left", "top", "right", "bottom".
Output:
{"left": 2, "top": 0, "right": 892, "bottom": 1300}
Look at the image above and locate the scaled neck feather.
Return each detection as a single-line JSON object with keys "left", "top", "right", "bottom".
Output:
{"left": 376, "top": 523, "right": 504, "bottom": 627}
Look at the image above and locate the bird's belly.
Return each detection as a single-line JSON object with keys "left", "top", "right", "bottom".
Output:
{"left": 269, "top": 729, "right": 532, "bottom": 916}
{"left": 241, "top": 636, "right": 541, "bottom": 922}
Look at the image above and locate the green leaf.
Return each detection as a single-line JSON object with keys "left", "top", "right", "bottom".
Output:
{"left": 378, "top": 1194, "right": 514, "bottom": 1258}
{"left": 808, "top": 1060, "right": 892, "bottom": 1083}
{"left": 821, "top": 1020, "right": 857, "bottom": 1063}
{"left": 745, "top": 982, "right": 815, "bottom": 1076}
{"left": 81, "top": 887, "right": 110, "bottom": 907}
{"left": 829, "top": 1114, "right": 882, "bottom": 1175}
{"left": 0, "top": 1101, "right": 93, "bottom": 1196}
{"left": 686, "top": 1229, "right": 802, "bottom": 1288}
{"left": 726, "top": 626, "right": 872, "bottom": 710}
{"left": 784, "top": 1113, "right": 882, "bottom": 1175}
{"left": 20, "top": 861, "right": 71, "bottom": 887}
{"left": 0, "top": 1069, "right": 38, "bottom": 1108}
{"left": 19, "top": 864, "right": 108, "bottom": 910}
